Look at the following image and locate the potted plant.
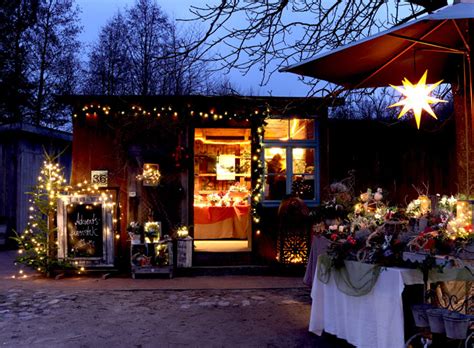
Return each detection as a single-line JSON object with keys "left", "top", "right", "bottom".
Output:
{"left": 127, "top": 222, "right": 142, "bottom": 244}
{"left": 144, "top": 221, "right": 161, "bottom": 243}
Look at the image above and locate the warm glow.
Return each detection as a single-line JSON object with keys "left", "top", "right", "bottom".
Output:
{"left": 269, "top": 147, "right": 284, "bottom": 156}
{"left": 389, "top": 70, "right": 446, "bottom": 129}
{"left": 194, "top": 137, "right": 250, "bottom": 145}
{"left": 293, "top": 148, "right": 305, "bottom": 160}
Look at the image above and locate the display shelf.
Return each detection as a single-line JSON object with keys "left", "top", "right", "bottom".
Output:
{"left": 195, "top": 173, "right": 251, "bottom": 177}
{"left": 130, "top": 241, "right": 174, "bottom": 278}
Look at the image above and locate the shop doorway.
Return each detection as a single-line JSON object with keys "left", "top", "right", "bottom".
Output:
{"left": 193, "top": 128, "right": 252, "bottom": 252}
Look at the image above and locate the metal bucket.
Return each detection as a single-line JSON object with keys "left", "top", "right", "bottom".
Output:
{"left": 411, "top": 304, "right": 433, "bottom": 328}
{"left": 426, "top": 308, "right": 449, "bottom": 333}
{"left": 443, "top": 312, "right": 471, "bottom": 340}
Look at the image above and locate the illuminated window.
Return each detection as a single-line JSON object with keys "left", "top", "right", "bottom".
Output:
{"left": 264, "top": 119, "right": 315, "bottom": 141}
{"left": 262, "top": 118, "right": 319, "bottom": 204}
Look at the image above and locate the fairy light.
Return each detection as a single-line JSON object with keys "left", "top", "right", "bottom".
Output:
{"left": 74, "top": 102, "right": 269, "bottom": 239}
{"left": 447, "top": 200, "right": 474, "bottom": 239}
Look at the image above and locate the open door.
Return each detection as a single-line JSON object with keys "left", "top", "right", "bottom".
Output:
{"left": 193, "top": 128, "right": 252, "bottom": 252}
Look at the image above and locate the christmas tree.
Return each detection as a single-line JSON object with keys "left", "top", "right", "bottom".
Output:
{"left": 11, "top": 153, "right": 73, "bottom": 276}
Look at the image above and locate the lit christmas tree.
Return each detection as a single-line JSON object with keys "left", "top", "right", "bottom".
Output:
{"left": 12, "top": 153, "right": 71, "bottom": 276}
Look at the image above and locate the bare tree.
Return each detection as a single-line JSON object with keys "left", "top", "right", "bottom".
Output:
{"left": 0, "top": 1, "right": 38, "bottom": 124}
{"left": 25, "top": 0, "right": 82, "bottom": 127}
{"left": 0, "top": 0, "right": 80, "bottom": 128}
{"left": 84, "top": 0, "right": 238, "bottom": 97}
{"left": 125, "top": 0, "right": 171, "bottom": 95}
{"left": 84, "top": 12, "right": 131, "bottom": 95}
{"left": 184, "top": 0, "right": 446, "bottom": 93}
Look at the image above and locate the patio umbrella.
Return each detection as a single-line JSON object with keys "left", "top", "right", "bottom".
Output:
{"left": 281, "top": 0, "right": 473, "bottom": 89}
{"left": 281, "top": 0, "right": 474, "bottom": 192}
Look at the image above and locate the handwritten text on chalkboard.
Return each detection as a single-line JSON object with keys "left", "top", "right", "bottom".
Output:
{"left": 67, "top": 204, "right": 103, "bottom": 258}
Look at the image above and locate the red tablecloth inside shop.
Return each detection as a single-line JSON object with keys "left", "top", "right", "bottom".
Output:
{"left": 194, "top": 205, "right": 250, "bottom": 239}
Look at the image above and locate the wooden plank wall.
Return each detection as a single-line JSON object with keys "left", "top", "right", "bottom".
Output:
{"left": 0, "top": 130, "right": 71, "bottom": 245}
{"left": 323, "top": 118, "right": 456, "bottom": 204}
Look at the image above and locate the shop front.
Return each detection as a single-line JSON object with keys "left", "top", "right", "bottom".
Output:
{"left": 64, "top": 95, "right": 332, "bottom": 270}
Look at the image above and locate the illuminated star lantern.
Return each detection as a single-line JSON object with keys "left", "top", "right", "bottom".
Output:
{"left": 389, "top": 70, "right": 447, "bottom": 129}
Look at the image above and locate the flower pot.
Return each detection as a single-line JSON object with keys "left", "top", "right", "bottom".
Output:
{"left": 129, "top": 233, "right": 142, "bottom": 245}
{"left": 411, "top": 304, "right": 433, "bottom": 328}
{"left": 443, "top": 312, "right": 471, "bottom": 340}
{"left": 426, "top": 308, "right": 449, "bottom": 334}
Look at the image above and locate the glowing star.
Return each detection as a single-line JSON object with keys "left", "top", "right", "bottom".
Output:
{"left": 389, "top": 70, "right": 447, "bottom": 129}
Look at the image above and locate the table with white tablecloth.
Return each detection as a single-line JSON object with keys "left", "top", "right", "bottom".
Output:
{"left": 309, "top": 258, "right": 473, "bottom": 348}
{"left": 310, "top": 260, "right": 425, "bottom": 348}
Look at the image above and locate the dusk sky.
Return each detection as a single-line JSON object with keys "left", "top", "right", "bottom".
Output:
{"left": 76, "top": 0, "right": 310, "bottom": 96}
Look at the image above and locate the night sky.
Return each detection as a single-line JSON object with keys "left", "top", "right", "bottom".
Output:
{"left": 75, "top": 0, "right": 310, "bottom": 96}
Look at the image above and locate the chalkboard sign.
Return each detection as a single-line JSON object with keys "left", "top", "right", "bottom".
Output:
{"left": 66, "top": 204, "right": 103, "bottom": 258}
{"left": 57, "top": 194, "right": 114, "bottom": 267}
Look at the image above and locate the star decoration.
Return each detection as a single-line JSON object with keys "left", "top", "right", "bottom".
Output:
{"left": 389, "top": 70, "right": 447, "bottom": 129}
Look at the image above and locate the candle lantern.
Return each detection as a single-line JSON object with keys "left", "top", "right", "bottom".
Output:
{"left": 446, "top": 200, "right": 474, "bottom": 240}
{"left": 418, "top": 195, "right": 431, "bottom": 216}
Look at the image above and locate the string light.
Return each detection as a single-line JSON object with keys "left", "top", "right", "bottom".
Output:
{"left": 75, "top": 102, "right": 268, "bottom": 237}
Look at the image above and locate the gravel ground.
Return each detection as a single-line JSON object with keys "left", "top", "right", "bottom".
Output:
{"left": 0, "top": 250, "right": 353, "bottom": 348}
{"left": 0, "top": 287, "right": 353, "bottom": 348}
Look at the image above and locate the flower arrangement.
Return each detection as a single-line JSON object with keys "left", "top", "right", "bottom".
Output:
{"left": 437, "top": 194, "right": 457, "bottom": 214}
{"left": 176, "top": 225, "right": 189, "bottom": 238}
{"left": 207, "top": 193, "right": 221, "bottom": 205}
{"left": 446, "top": 200, "right": 473, "bottom": 240}
{"left": 406, "top": 198, "right": 423, "bottom": 218}
{"left": 311, "top": 178, "right": 474, "bottom": 272}
{"left": 127, "top": 221, "right": 141, "bottom": 234}
{"left": 347, "top": 188, "right": 398, "bottom": 232}
{"left": 229, "top": 182, "right": 247, "bottom": 192}
{"left": 144, "top": 221, "right": 161, "bottom": 242}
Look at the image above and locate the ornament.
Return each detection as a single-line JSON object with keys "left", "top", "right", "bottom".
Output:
{"left": 389, "top": 70, "right": 447, "bottom": 129}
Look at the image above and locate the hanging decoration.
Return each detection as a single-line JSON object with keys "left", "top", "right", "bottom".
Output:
{"left": 136, "top": 163, "right": 161, "bottom": 186}
{"left": 388, "top": 70, "right": 447, "bottom": 129}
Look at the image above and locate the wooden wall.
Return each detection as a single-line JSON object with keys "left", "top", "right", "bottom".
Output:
{"left": 322, "top": 118, "right": 456, "bottom": 204}
{"left": 0, "top": 124, "right": 72, "bottom": 246}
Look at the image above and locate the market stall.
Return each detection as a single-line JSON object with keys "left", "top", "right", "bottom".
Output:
{"left": 282, "top": 0, "right": 474, "bottom": 345}
{"left": 310, "top": 255, "right": 473, "bottom": 348}
{"left": 304, "top": 181, "right": 474, "bottom": 346}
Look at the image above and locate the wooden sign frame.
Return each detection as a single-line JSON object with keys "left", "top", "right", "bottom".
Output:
{"left": 57, "top": 195, "right": 114, "bottom": 267}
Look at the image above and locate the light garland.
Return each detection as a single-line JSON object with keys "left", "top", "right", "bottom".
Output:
{"left": 76, "top": 103, "right": 267, "bottom": 123}
{"left": 13, "top": 156, "right": 119, "bottom": 278}
{"left": 75, "top": 102, "right": 269, "bottom": 239}
{"left": 136, "top": 164, "right": 161, "bottom": 186}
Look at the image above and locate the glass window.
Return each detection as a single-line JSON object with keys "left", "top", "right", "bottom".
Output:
{"left": 264, "top": 147, "right": 287, "bottom": 200}
{"left": 292, "top": 148, "right": 315, "bottom": 174}
{"left": 264, "top": 119, "right": 315, "bottom": 141}
{"left": 290, "top": 119, "right": 315, "bottom": 140}
{"left": 263, "top": 119, "right": 288, "bottom": 140}
{"left": 262, "top": 118, "right": 318, "bottom": 202}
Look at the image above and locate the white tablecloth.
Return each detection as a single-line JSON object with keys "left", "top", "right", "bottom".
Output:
{"left": 310, "top": 263, "right": 424, "bottom": 348}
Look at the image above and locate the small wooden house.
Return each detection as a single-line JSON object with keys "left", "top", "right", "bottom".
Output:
{"left": 0, "top": 123, "right": 72, "bottom": 247}
{"left": 63, "top": 95, "right": 333, "bottom": 268}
